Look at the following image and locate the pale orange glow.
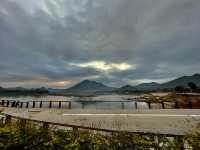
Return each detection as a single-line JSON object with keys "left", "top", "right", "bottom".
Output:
{"left": 49, "top": 81, "right": 72, "bottom": 88}
{"left": 70, "top": 61, "right": 136, "bottom": 72}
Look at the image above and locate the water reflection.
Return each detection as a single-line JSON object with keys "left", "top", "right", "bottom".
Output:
{"left": 0, "top": 94, "right": 149, "bottom": 109}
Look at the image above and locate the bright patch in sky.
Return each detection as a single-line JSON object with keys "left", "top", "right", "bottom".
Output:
{"left": 70, "top": 61, "right": 134, "bottom": 71}
{"left": 0, "top": 0, "right": 200, "bottom": 88}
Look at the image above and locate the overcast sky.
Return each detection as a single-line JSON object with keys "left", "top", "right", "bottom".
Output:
{"left": 0, "top": 0, "right": 200, "bottom": 88}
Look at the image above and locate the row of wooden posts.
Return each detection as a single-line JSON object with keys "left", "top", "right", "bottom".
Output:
{"left": 0, "top": 99, "right": 193, "bottom": 109}
{"left": 0, "top": 100, "right": 72, "bottom": 109}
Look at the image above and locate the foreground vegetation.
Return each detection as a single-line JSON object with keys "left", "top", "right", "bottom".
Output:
{"left": 0, "top": 121, "right": 199, "bottom": 150}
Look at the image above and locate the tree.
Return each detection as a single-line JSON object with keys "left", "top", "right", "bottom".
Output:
{"left": 175, "top": 86, "right": 185, "bottom": 92}
{"left": 187, "top": 82, "right": 197, "bottom": 92}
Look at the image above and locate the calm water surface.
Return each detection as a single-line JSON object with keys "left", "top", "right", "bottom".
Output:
{"left": 0, "top": 94, "right": 149, "bottom": 109}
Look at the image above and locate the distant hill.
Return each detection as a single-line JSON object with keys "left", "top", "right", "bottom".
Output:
{"left": 160, "top": 73, "right": 200, "bottom": 89}
{"left": 116, "top": 74, "right": 200, "bottom": 92}
{"left": 116, "top": 82, "right": 160, "bottom": 93}
{"left": 134, "top": 82, "right": 160, "bottom": 91}
{"left": 1, "top": 73, "right": 200, "bottom": 95}
{"left": 4, "top": 87, "right": 26, "bottom": 91}
{"left": 116, "top": 85, "right": 136, "bottom": 93}
{"left": 32, "top": 73, "right": 200, "bottom": 94}
{"left": 64, "top": 80, "right": 115, "bottom": 96}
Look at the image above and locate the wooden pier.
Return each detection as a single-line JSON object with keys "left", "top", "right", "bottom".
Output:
{"left": 0, "top": 99, "right": 189, "bottom": 109}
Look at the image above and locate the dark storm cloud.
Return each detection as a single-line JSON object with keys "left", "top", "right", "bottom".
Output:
{"left": 0, "top": 0, "right": 200, "bottom": 87}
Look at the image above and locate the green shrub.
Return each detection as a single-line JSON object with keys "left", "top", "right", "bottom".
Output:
{"left": 0, "top": 122, "right": 199, "bottom": 150}
{"left": 185, "top": 131, "right": 200, "bottom": 150}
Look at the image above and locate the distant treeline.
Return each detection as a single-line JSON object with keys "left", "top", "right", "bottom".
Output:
{"left": 0, "top": 81, "right": 200, "bottom": 97}
{"left": 0, "top": 87, "right": 48, "bottom": 96}
{"left": 117, "top": 82, "right": 200, "bottom": 94}
{"left": 174, "top": 82, "right": 200, "bottom": 93}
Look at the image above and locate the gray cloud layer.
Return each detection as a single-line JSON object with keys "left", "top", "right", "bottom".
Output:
{"left": 0, "top": 0, "right": 200, "bottom": 88}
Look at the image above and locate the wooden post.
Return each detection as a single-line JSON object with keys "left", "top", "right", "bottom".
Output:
{"left": 161, "top": 102, "right": 165, "bottom": 109}
{"left": 6, "top": 101, "right": 10, "bottom": 107}
{"left": 49, "top": 101, "right": 52, "bottom": 108}
{"left": 32, "top": 101, "right": 35, "bottom": 108}
{"left": 73, "top": 126, "right": 78, "bottom": 132}
{"left": 175, "top": 101, "right": 179, "bottom": 109}
{"left": 20, "top": 102, "right": 23, "bottom": 108}
{"left": 11, "top": 101, "right": 16, "bottom": 107}
{"left": 148, "top": 102, "right": 151, "bottom": 109}
{"left": 68, "top": 101, "right": 71, "bottom": 109}
{"left": 59, "top": 101, "right": 61, "bottom": 108}
{"left": 121, "top": 102, "right": 125, "bottom": 109}
{"left": 1, "top": 100, "right": 5, "bottom": 106}
{"left": 189, "top": 101, "right": 192, "bottom": 109}
{"left": 16, "top": 101, "right": 20, "bottom": 108}
{"left": 26, "top": 102, "right": 29, "bottom": 108}
{"left": 135, "top": 102, "right": 138, "bottom": 109}
{"left": 5, "top": 115, "right": 11, "bottom": 124}
{"left": 19, "top": 119, "right": 27, "bottom": 130}
{"left": 0, "top": 116, "right": 5, "bottom": 124}
{"left": 40, "top": 101, "right": 42, "bottom": 108}
{"left": 43, "top": 122, "right": 49, "bottom": 130}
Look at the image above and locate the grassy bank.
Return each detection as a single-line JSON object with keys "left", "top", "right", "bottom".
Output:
{"left": 0, "top": 121, "right": 199, "bottom": 150}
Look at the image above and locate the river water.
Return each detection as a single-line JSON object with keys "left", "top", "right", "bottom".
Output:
{"left": 0, "top": 94, "right": 151, "bottom": 109}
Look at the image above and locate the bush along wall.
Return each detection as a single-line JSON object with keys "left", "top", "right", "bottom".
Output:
{"left": 0, "top": 121, "right": 199, "bottom": 150}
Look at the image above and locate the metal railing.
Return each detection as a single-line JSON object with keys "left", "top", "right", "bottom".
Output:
{"left": 0, "top": 112, "right": 183, "bottom": 137}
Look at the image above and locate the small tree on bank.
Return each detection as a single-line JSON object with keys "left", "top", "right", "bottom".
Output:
{"left": 187, "top": 82, "right": 197, "bottom": 92}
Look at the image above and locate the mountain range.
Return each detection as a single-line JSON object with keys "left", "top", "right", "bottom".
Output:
{"left": 1, "top": 73, "right": 200, "bottom": 96}
{"left": 63, "top": 80, "right": 115, "bottom": 96}
{"left": 160, "top": 73, "right": 200, "bottom": 89}
{"left": 48, "top": 73, "right": 200, "bottom": 95}
{"left": 117, "top": 73, "right": 200, "bottom": 92}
